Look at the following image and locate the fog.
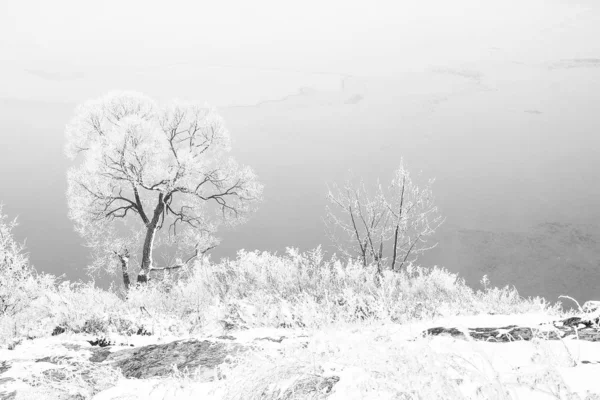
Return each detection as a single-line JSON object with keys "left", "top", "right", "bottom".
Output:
{"left": 1, "top": 0, "right": 599, "bottom": 304}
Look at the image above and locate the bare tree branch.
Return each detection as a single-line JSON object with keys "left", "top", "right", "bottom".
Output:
{"left": 149, "top": 245, "right": 215, "bottom": 272}
{"left": 325, "top": 161, "right": 443, "bottom": 275}
{"left": 391, "top": 175, "right": 405, "bottom": 271}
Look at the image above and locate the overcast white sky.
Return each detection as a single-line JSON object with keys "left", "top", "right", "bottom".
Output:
{"left": 1, "top": 0, "right": 595, "bottom": 78}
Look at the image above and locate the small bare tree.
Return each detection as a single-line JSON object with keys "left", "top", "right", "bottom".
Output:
{"left": 325, "top": 160, "right": 444, "bottom": 277}
{"left": 0, "top": 206, "right": 28, "bottom": 278}
{"left": 0, "top": 205, "right": 38, "bottom": 316}
{"left": 65, "top": 92, "right": 263, "bottom": 289}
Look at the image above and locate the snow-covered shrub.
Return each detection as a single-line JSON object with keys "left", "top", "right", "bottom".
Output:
{"left": 0, "top": 206, "right": 58, "bottom": 345}
{"left": 0, "top": 205, "right": 34, "bottom": 316}
{"left": 135, "top": 247, "right": 563, "bottom": 331}
{"left": 2, "top": 237, "right": 564, "bottom": 345}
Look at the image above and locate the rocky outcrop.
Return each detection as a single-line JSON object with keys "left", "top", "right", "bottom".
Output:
{"left": 0, "top": 390, "right": 15, "bottom": 400}
{"left": 0, "top": 361, "right": 15, "bottom": 400}
{"left": 0, "top": 332, "right": 323, "bottom": 399}
{"left": 90, "top": 339, "right": 247, "bottom": 381}
{"left": 423, "top": 313, "right": 600, "bottom": 342}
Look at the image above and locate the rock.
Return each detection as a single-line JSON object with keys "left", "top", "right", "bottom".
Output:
{"left": 90, "top": 339, "right": 247, "bottom": 381}
{"left": 89, "top": 348, "right": 112, "bottom": 363}
{"left": 62, "top": 343, "right": 83, "bottom": 351}
{"left": 0, "top": 390, "right": 16, "bottom": 400}
{"left": 36, "top": 356, "right": 72, "bottom": 364}
{"left": 423, "top": 314, "right": 600, "bottom": 342}
{"left": 0, "top": 362, "right": 15, "bottom": 400}
{"left": 52, "top": 325, "right": 67, "bottom": 336}
{"left": 87, "top": 338, "right": 113, "bottom": 347}
{"left": 0, "top": 362, "right": 15, "bottom": 393}
{"left": 557, "top": 316, "right": 598, "bottom": 329}
{"left": 0, "top": 362, "right": 10, "bottom": 375}
{"left": 87, "top": 338, "right": 134, "bottom": 348}
{"left": 6, "top": 339, "right": 21, "bottom": 350}
{"left": 255, "top": 336, "right": 286, "bottom": 343}
{"left": 424, "top": 327, "right": 468, "bottom": 339}
{"left": 424, "top": 326, "right": 536, "bottom": 342}
{"left": 135, "top": 327, "right": 151, "bottom": 336}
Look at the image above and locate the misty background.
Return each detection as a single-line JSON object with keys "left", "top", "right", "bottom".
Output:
{"left": 1, "top": 0, "right": 599, "bottom": 304}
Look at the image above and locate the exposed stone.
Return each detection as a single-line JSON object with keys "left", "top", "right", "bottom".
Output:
{"left": 255, "top": 336, "right": 286, "bottom": 343}
{"left": 0, "top": 362, "right": 10, "bottom": 375}
{"left": 0, "top": 363, "right": 15, "bottom": 400}
{"left": 424, "top": 325, "right": 535, "bottom": 342}
{"left": 424, "top": 327, "right": 466, "bottom": 339}
{"left": 36, "top": 356, "right": 73, "bottom": 364}
{"left": 424, "top": 314, "right": 600, "bottom": 342}
{"left": 135, "top": 327, "right": 151, "bottom": 336}
{"left": 87, "top": 338, "right": 134, "bottom": 348}
{"left": 0, "top": 390, "right": 16, "bottom": 400}
{"left": 52, "top": 326, "right": 67, "bottom": 336}
{"left": 87, "top": 338, "right": 113, "bottom": 347}
{"left": 6, "top": 340, "right": 21, "bottom": 350}
{"left": 88, "top": 348, "right": 112, "bottom": 363}
{"left": 62, "top": 343, "right": 83, "bottom": 351}
{"left": 91, "top": 339, "right": 247, "bottom": 381}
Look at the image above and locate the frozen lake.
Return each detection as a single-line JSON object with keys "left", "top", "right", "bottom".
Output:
{"left": 0, "top": 0, "right": 599, "bottom": 304}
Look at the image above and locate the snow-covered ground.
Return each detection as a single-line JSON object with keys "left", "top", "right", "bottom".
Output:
{"left": 2, "top": 312, "right": 600, "bottom": 399}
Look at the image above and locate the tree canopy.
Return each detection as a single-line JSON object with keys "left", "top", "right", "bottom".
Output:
{"left": 65, "top": 92, "right": 263, "bottom": 287}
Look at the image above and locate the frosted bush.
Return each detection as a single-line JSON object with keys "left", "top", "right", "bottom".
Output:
{"left": 0, "top": 206, "right": 59, "bottom": 344}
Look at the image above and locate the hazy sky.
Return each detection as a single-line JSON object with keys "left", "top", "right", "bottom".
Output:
{"left": 1, "top": 0, "right": 600, "bottom": 303}
{"left": 2, "top": 0, "right": 597, "bottom": 74}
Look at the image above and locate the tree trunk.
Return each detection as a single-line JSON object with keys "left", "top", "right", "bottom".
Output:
{"left": 117, "top": 252, "right": 131, "bottom": 291}
{"left": 138, "top": 193, "right": 166, "bottom": 284}
{"left": 374, "top": 240, "right": 384, "bottom": 287}
{"left": 390, "top": 176, "right": 405, "bottom": 272}
{"left": 138, "top": 225, "right": 156, "bottom": 283}
{"left": 391, "top": 225, "right": 399, "bottom": 271}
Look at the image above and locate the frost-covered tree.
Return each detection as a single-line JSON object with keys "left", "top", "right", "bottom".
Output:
{"left": 0, "top": 205, "right": 35, "bottom": 316}
{"left": 65, "top": 92, "right": 263, "bottom": 288}
{"left": 325, "top": 160, "right": 444, "bottom": 278}
{"left": 0, "top": 206, "right": 28, "bottom": 277}
{"left": 0, "top": 207, "right": 55, "bottom": 319}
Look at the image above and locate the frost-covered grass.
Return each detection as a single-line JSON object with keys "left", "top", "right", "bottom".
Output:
{"left": 21, "top": 356, "right": 122, "bottom": 400}
{"left": 1, "top": 247, "right": 564, "bottom": 347}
